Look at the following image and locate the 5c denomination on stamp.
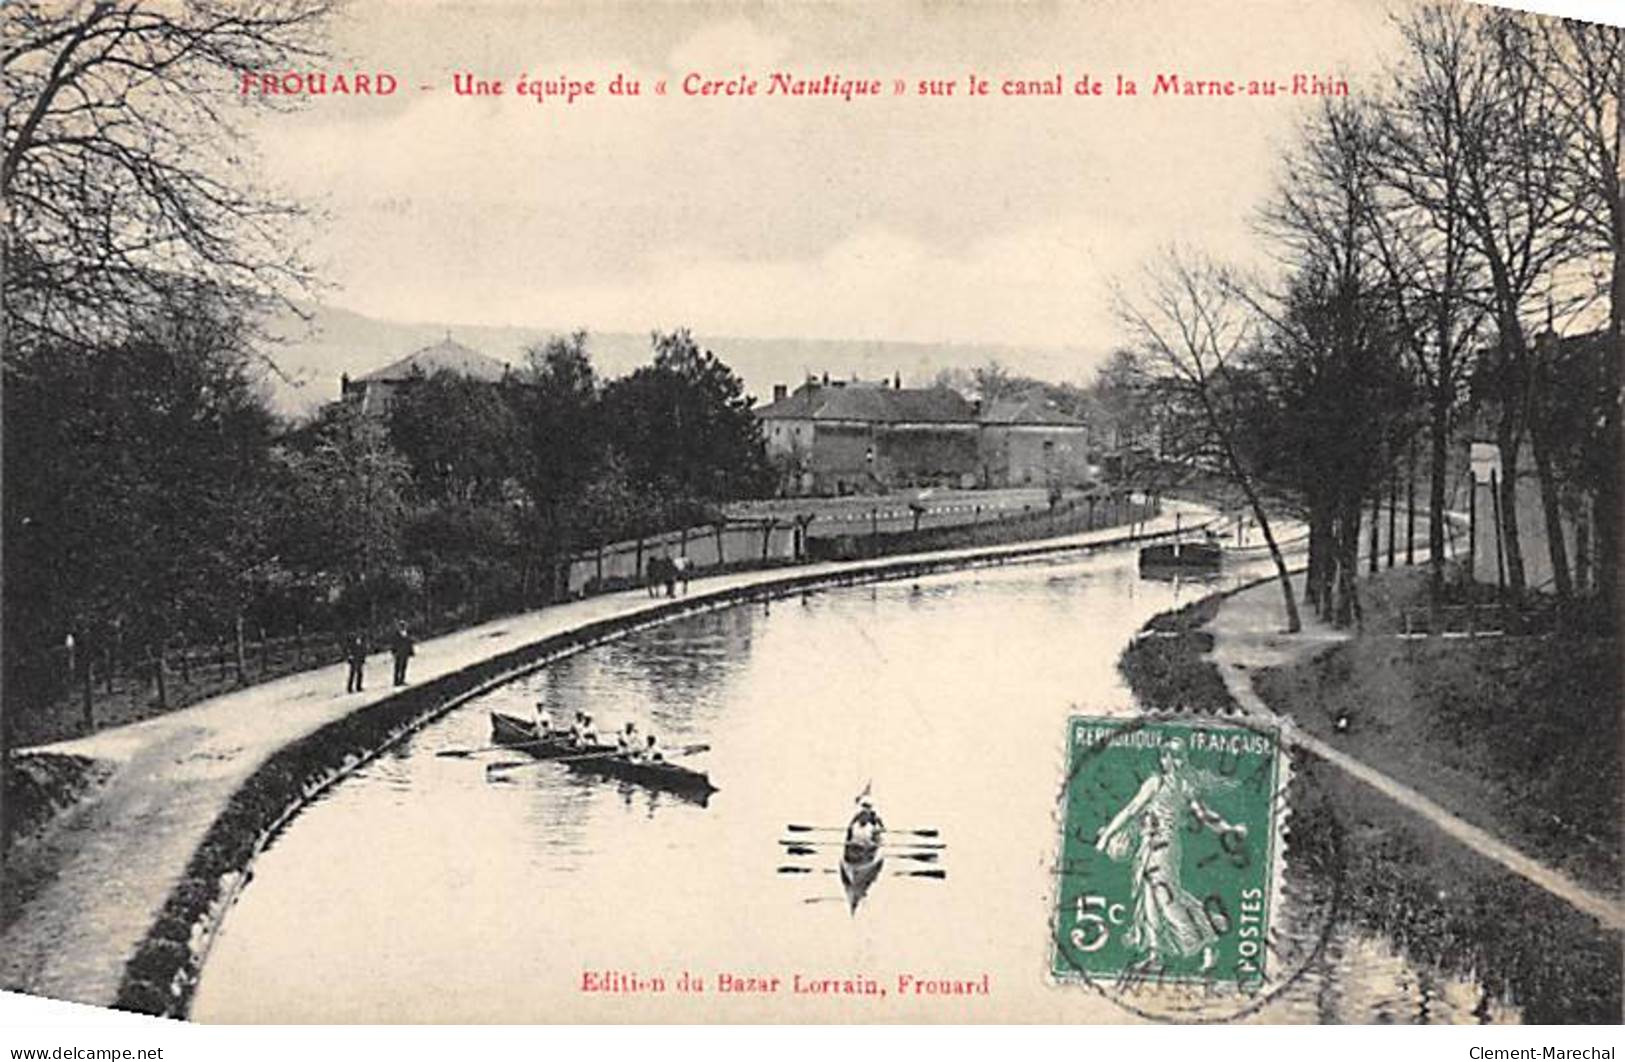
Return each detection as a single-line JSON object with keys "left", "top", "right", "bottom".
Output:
{"left": 1052, "top": 716, "right": 1284, "bottom": 995}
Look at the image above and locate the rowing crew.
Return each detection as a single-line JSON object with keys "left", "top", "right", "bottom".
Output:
{"left": 535, "top": 702, "right": 665, "bottom": 762}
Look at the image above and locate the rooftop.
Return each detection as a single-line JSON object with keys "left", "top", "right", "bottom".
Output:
{"left": 756, "top": 380, "right": 1084, "bottom": 427}
{"left": 356, "top": 337, "right": 509, "bottom": 383}
{"left": 756, "top": 381, "right": 977, "bottom": 424}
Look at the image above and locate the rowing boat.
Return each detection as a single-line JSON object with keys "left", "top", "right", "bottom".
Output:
{"left": 839, "top": 804, "right": 886, "bottom": 916}
{"left": 840, "top": 838, "right": 884, "bottom": 913}
{"left": 488, "top": 711, "right": 716, "bottom": 800}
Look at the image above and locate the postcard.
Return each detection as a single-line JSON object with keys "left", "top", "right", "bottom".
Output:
{"left": 1, "top": 0, "right": 1620, "bottom": 1038}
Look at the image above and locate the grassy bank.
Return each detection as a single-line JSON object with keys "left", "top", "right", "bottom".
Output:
{"left": 1116, "top": 581, "right": 1623, "bottom": 1024}
{"left": 2, "top": 753, "right": 114, "bottom": 929}
{"left": 1116, "top": 593, "right": 1235, "bottom": 715}
{"left": 1253, "top": 568, "right": 1621, "bottom": 896}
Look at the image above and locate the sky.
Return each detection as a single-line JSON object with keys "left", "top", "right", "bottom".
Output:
{"left": 246, "top": 0, "right": 1409, "bottom": 360}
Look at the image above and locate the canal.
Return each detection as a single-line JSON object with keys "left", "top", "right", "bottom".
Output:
{"left": 191, "top": 538, "right": 1511, "bottom": 1023}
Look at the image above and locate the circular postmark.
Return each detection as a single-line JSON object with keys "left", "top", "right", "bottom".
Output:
{"left": 1048, "top": 711, "right": 1341, "bottom": 1023}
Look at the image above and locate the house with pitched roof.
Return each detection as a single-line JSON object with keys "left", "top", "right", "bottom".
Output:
{"left": 977, "top": 394, "right": 1092, "bottom": 488}
{"left": 339, "top": 335, "right": 510, "bottom": 415}
{"left": 756, "top": 375, "right": 1089, "bottom": 494}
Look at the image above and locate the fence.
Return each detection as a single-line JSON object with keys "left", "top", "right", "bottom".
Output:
{"left": 564, "top": 520, "right": 803, "bottom": 597}
{"left": 805, "top": 493, "right": 1157, "bottom": 561}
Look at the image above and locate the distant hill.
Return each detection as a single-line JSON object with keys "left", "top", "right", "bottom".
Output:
{"left": 252, "top": 303, "right": 1105, "bottom": 419}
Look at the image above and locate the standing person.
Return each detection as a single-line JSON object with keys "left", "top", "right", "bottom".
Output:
{"left": 390, "top": 621, "right": 415, "bottom": 687}
{"left": 345, "top": 630, "right": 367, "bottom": 694}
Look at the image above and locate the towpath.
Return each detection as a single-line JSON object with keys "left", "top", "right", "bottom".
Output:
{"left": 0, "top": 504, "right": 1207, "bottom": 1009}
{"left": 1208, "top": 579, "right": 1625, "bottom": 931}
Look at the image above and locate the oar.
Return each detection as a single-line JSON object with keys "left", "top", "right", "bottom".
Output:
{"left": 437, "top": 734, "right": 563, "bottom": 758}
{"left": 776, "top": 866, "right": 946, "bottom": 879}
{"left": 781, "top": 844, "right": 938, "bottom": 862}
{"left": 486, "top": 744, "right": 712, "bottom": 774}
{"left": 786, "top": 824, "right": 940, "bottom": 838}
{"left": 777, "top": 839, "right": 946, "bottom": 851}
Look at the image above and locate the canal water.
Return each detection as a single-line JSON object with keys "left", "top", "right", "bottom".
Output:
{"left": 191, "top": 541, "right": 1512, "bottom": 1023}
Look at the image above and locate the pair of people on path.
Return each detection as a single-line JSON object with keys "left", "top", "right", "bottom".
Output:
{"left": 343, "top": 622, "right": 414, "bottom": 694}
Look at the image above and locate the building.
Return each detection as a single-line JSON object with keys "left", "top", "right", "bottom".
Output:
{"left": 756, "top": 375, "right": 1090, "bottom": 495}
{"left": 340, "top": 336, "right": 510, "bottom": 415}
{"left": 977, "top": 395, "right": 1092, "bottom": 488}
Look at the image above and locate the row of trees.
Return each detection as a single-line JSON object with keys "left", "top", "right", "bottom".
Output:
{"left": 1108, "top": 3, "right": 1620, "bottom": 630}
{"left": 4, "top": 323, "right": 774, "bottom": 709}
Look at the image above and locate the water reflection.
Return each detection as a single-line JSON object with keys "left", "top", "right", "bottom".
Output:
{"left": 191, "top": 546, "right": 1513, "bottom": 1024}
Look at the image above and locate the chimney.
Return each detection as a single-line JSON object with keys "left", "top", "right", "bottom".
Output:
{"left": 773, "top": 383, "right": 788, "bottom": 403}
{"left": 894, "top": 371, "right": 902, "bottom": 390}
{"left": 821, "top": 371, "right": 829, "bottom": 386}
{"left": 340, "top": 372, "right": 350, "bottom": 398}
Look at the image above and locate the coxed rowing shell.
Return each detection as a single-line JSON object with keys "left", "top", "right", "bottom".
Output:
{"left": 489, "top": 711, "right": 717, "bottom": 800}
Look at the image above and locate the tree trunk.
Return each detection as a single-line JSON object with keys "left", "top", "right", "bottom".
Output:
{"left": 1305, "top": 494, "right": 1333, "bottom": 616}
{"left": 1406, "top": 437, "right": 1416, "bottom": 567}
{"left": 1334, "top": 500, "right": 1363, "bottom": 629}
{"left": 81, "top": 658, "right": 94, "bottom": 732}
{"left": 1204, "top": 399, "right": 1299, "bottom": 633}
{"left": 1428, "top": 398, "right": 1449, "bottom": 628}
{"left": 151, "top": 645, "right": 168, "bottom": 710}
{"left": 1495, "top": 426, "right": 1527, "bottom": 601}
{"left": 234, "top": 614, "right": 247, "bottom": 686}
{"left": 1241, "top": 482, "right": 1301, "bottom": 634}
{"left": 1387, "top": 472, "right": 1397, "bottom": 569}
{"left": 1368, "top": 490, "right": 1380, "bottom": 574}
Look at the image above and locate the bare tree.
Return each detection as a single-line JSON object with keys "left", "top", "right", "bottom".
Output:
{"left": 1366, "top": 28, "right": 1489, "bottom": 620}
{"left": 1257, "top": 98, "right": 1414, "bottom": 628}
{"left": 1389, "top": 5, "right": 1590, "bottom": 602}
{"left": 1117, "top": 247, "right": 1302, "bottom": 634}
{"left": 2, "top": 0, "right": 337, "bottom": 354}
{"left": 1528, "top": 17, "right": 1622, "bottom": 607}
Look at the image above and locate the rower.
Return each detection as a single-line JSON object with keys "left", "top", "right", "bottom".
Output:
{"left": 635, "top": 733, "right": 664, "bottom": 764}
{"left": 616, "top": 721, "right": 639, "bottom": 756}
{"left": 570, "top": 712, "right": 598, "bottom": 749}
{"left": 847, "top": 797, "right": 885, "bottom": 847}
{"left": 534, "top": 701, "right": 556, "bottom": 735}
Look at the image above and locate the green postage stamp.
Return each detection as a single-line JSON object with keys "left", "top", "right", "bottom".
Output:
{"left": 1052, "top": 715, "right": 1285, "bottom": 992}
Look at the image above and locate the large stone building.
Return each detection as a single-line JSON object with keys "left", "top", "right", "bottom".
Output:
{"left": 340, "top": 336, "right": 509, "bottom": 415}
{"left": 756, "top": 375, "right": 1090, "bottom": 495}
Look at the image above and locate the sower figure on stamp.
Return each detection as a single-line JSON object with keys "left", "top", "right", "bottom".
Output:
{"left": 344, "top": 630, "right": 367, "bottom": 694}
{"left": 390, "top": 621, "right": 414, "bottom": 686}
{"left": 1094, "top": 738, "right": 1247, "bottom": 975}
